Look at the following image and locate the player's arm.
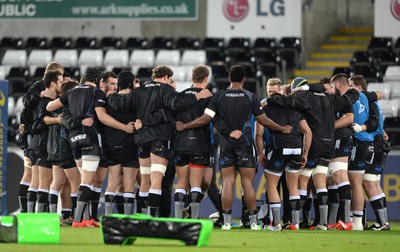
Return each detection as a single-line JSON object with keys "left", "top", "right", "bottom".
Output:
{"left": 335, "top": 112, "right": 354, "bottom": 129}
{"left": 255, "top": 114, "right": 292, "bottom": 134}
{"left": 95, "top": 107, "right": 134, "bottom": 133}
{"left": 46, "top": 98, "right": 64, "bottom": 112}
{"left": 299, "top": 119, "right": 312, "bottom": 167}
{"left": 255, "top": 121, "right": 267, "bottom": 166}
{"left": 352, "top": 101, "right": 379, "bottom": 133}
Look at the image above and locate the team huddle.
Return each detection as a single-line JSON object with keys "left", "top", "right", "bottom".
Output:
{"left": 16, "top": 62, "right": 390, "bottom": 231}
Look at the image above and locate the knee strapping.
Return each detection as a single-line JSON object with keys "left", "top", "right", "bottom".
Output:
{"left": 151, "top": 164, "right": 167, "bottom": 175}
{"left": 363, "top": 173, "right": 379, "bottom": 181}
{"left": 140, "top": 166, "right": 151, "bottom": 175}
{"left": 329, "top": 162, "right": 348, "bottom": 174}
{"left": 81, "top": 155, "right": 100, "bottom": 172}
{"left": 312, "top": 165, "right": 328, "bottom": 175}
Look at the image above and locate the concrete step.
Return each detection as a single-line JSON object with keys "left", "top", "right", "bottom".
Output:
{"left": 306, "top": 61, "right": 349, "bottom": 68}
{"left": 329, "top": 35, "right": 371, "bottom": 42}
{"left": 320, "top": 44, "right": 368, "bottom": 50}
{"left": 294, "top": 69, "right": 332, "bottom": 76}
{"left": 311, "top": 52, "right": 353, "bottom": 59}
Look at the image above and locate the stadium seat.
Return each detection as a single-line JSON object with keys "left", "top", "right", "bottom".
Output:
{"left": 253, "top": 37, "right": 277, "bottom": 52}
{"left": 384, "top": 66, "right": 400, "bottom": 81}
{"left": 130, "top": 49, "right": 155, "bottom": 74}
{"left": 75, "top": 37, "right": 98, "bottom": 49}
{"left": 154, "top": 49, "right": 180, "bottom": 66}
{"left": 367, "top": 82, "right": 392, "bottom": 99}
{"left": 350, "top": 51, "right": 371, "bottom": 66}
{"left": 176, "top": 37, "right": 201, "bottom": 50}
{"left": 214, "top": 77, "right": 230, "bottom": 90}
{"left": 1, "top": 49, "right": 27, "bottom": 67}
{"left": 14, "top": 96, "right": 24, "bottom": 124}
{"left": 125, "top": 37, "right": 150, "bottom": 50}
{"left": 394, "top": 37, "right": 400, "bottom": 53}
{"left": 202, "top": 37, "right": 225, "bottom": 51}
{"left": 227, "top": 37, "right": 251, "bottom": 53}
{"left": 254, "top": 50, "right": 281, "bottom": 67}
{"left": 227, "top": 50, "right": 255, "bottom": 66}
{"left": 6, "top": 67, "right": 29, "bottom": 79}
{"left": 100, "top": 37, "right": 124, "bottom": 49}
{"left": 210, "top": 62, "right": 229, "bottom": 79}
{"left": 0, "top": 37, "right": 24, "bottom": 49}
{"left": 151, "top": 37, "right": 174, "bottom": 50}
{"left": 50, "top": 37, "right": 73, "bottom": 49}
{"left": 384, "top": 117, "right": 400, "bottom": 149}
{"left": 368, "top": 37, "right": 393, "bottom": 52}
{"left": 103, "top": 49, "right": 129, "bottom": 71}
{"left": 260, "top": 62, "right": 279, "bottom": 79}
{"left": 63, "top": 67, "right": 81, "bottom": 81}
{"left": 171, "top": 66, "right": 187, "bottom": 82}
{"left": 0, "top": 66, "right": 7, "bottom": 80}
{"left": 206, "top": 50, "right": 226, "bottom": 64}
{"left": 370, "top": 50, "right": 398, "bottom": 73}
{"left": 332, "top": 67, "right": 351, "bottom": 76}
{"left": 278, "top": 37, "right": 302, "bottom": 68}
{"left": 391, "top": 83, "right": 400, "bottom": 99}
{"left": 30, "top": 67, "right": 45, "bottom": 84}
{"left": 136, "top": 67, "right": 153, "bottom": 83}
{"left": 78, "top": 49, "right": 104, "bottom": 73}
{"left": 243, "top": 77, "right": 259, "bottom": 93}
{"left": 53, "top": 49, "right": 78, "bottom": 67}
{"left": 350, "top": 65, "right": 381, "bottom": 83}
{"left": 180, "top": 50, "right": 206, "bottom": 66}
{"left": 8, "top": 96, "right": 15, "bottom": 117}
{"left": 27, "top": 49, "right": 53, "bottom": 73}
{"left": 25, "top": 37, "right": 48, "bottom": 50}
{"left": 379, "top": 99, "right": 399, "bottom": 118}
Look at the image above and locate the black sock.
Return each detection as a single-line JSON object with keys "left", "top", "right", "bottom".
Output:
{"left": 19, "top": 184, "right": 29, "bottom": 213}
{"left": 115, "top": 194, "right": 124, "bottom": 214}
{"left": 148, "top": 192, "right": 162, "bottom": 217}
{"left": 71, "top": 195, "right": 77, "bottom": 218}
{"left": 90, "top": 189, "right": 101, "bottom": 220}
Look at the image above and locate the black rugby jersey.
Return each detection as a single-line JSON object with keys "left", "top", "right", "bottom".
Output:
{"left": 104, "top": 92, "right": 136, "bottom": 149}
{"left": 108, "top": 81, "right": 199, "bottom": 145}
{"left": 30, "top": 96, "right": 52, "bottom": 150}
{"left": 206, "top": 88, "right": 263, "bottom": 147}
{"left": 59, "top": 84, "right": 106, "bottom": 134}
{"left": 173, "top": 87, "right": 211, "bottom": 156}
{"left": 263, "top": 95, "right": 303, "bottom": 149}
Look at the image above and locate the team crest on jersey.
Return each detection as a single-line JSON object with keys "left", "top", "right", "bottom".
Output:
{"left": 71, "top": 134, "right": 87, "bottom": 143}
{"left": 391, "top": 0, "right": 400, "bottom": 21}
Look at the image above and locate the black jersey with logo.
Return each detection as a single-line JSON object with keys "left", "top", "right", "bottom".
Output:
{"left": 173, "top": 87, "right": 211, "bottom": 156}
{"left": 30, "top": 96, "right": 52, "bottom": 150}
{"left": 108, "top": 81, "right": 198, "bottom": 145}
{"left": 59, "top": 84, "right": 106, "bottom": 135}
{"left": 104, "top": 93, "right": 136, "bottom": 149}
{"left": 207, "top": 88, "right": 263, "bottom": 147}
{"left": 263, "top": 95, "right": 303, "bottom": 150}
{"left": 268, "top": 86, "right": 359, "bottom": 156}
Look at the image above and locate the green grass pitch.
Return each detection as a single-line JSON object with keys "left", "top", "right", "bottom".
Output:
{"left": 0, "top": 223, "right": 399, "bottom": 252}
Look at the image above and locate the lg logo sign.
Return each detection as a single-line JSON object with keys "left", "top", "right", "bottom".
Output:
{"left": 391, "top": 0, "right": 400, "bottom": 21}
{"left": 223, "top": 0, "right": 249, "bottom": 22}
{"left": 223, "top": 0, "right": 285, "bottom": 22}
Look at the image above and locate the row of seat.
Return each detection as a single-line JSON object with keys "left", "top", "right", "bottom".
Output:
{"left": 0, "top": 36, "right": 301, "bottom": 52}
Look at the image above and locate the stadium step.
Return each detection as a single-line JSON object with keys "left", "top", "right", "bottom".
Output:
{"left": 292, "top": 27, "right": 373, "bottom": 83}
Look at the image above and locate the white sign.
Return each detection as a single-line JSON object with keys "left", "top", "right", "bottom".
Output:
{"left": 207, "top": 0, "right": 301, "bottom": 40}
{"left": 375, "top": 0, "right": 400, "bottom": 38}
